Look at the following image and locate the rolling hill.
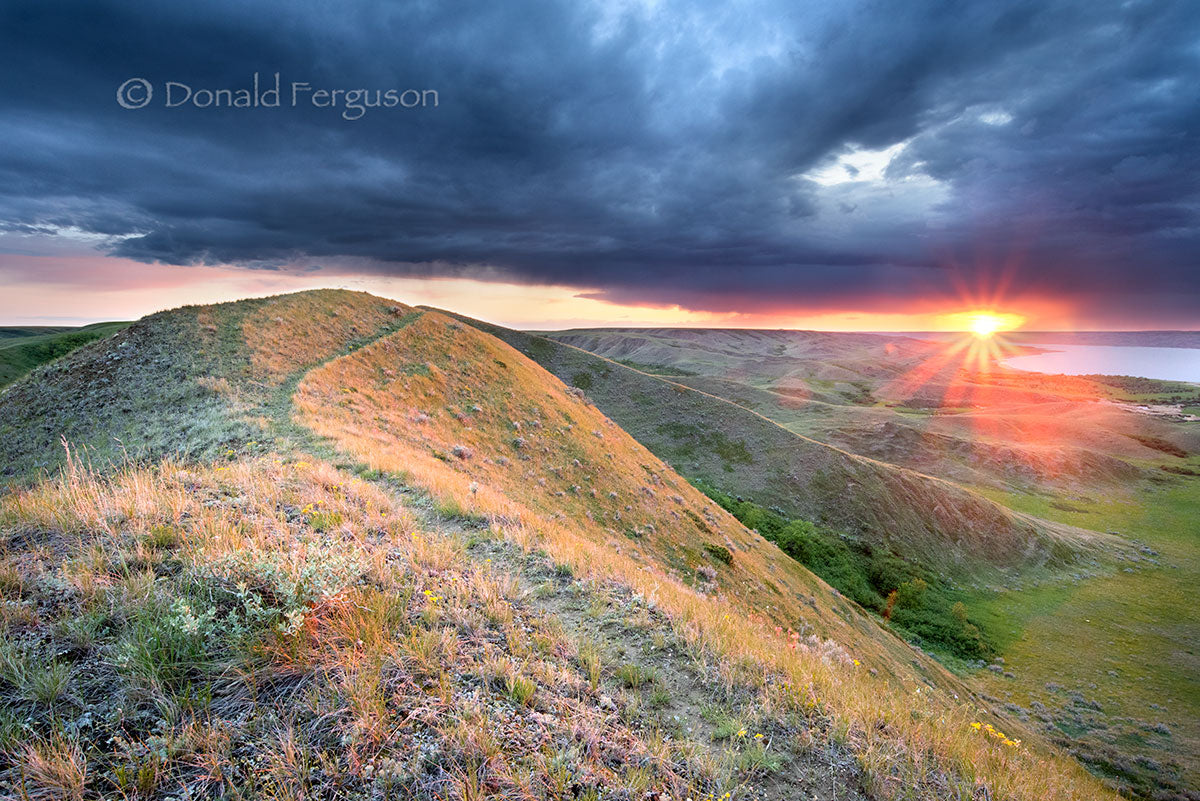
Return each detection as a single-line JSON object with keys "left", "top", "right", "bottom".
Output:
{"left": 444, "top": 314, "right": 1120, "bottom": 578}
{"left": 0, "top": 321, "right": 130, "bottom": 389}
{"left": 0, "top": 290, "right": 1126, "bottom": 800}
{"left": 517, "top": 324, "right": 1200, "bottom": 798}
{"left": 0, "top": 292, "right": 1132, "bottom": 801}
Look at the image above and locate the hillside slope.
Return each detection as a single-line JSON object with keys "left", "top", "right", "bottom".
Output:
{"left": 547, "top": 328, "right": 1161, "bottom": 492}
{"left": 445, "top": 313, "right": 1117, "bottom": 576}
{"left": 292, "top": 311, "right": 932, "bottom": 673}
{"left": 0, "top": 291, "right": 1121, "bottom": 800}
{"left": 0, "top": 321, "right": 130, "bottom": 389}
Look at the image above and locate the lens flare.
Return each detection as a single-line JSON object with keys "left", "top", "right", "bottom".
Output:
{"left": 939, "top": 310, "right": 1025, "bottom": 338}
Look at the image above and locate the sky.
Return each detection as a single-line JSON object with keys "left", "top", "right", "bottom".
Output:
{"left": 1, "top": 0, "right": 1198, "bottom": 330}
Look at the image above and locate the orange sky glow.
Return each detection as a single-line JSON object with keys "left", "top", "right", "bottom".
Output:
{"left": 0, "top": 251, "right": 1077, "bottom": 332}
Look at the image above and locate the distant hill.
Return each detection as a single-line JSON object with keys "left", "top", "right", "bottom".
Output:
{"left": 882, "top": 330, "right": 1200, "bottom": 350}
{"left": 0, "top": 320, "right": 130, "bottom": 389}
{"left": 0, "top": 325, "right": 74, "bottom": 340}
{"left": 445, "top": 313, "right": 1118, "bottom": 577}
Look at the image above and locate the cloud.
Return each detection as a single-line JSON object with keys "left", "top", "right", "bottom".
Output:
{"left": 1, "top": 0, "right": 1198, "bottom": 327}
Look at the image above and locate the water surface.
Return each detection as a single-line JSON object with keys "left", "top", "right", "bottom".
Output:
{"left": 1001, "top": 343, "right": 1200, "bottom": 383}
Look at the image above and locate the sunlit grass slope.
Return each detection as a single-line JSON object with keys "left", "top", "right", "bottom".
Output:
{"left": 292, "top": 305, "right": 1120, "bottom": 799}
{"left": 3, "top": 455, "right": 777, "bottom": 799}
{"left": 295, "top": 312, "right": 912, "bottom": 665}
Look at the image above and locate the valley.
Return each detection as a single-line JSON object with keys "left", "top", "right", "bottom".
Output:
{"left": 480, "top": 323, "right": 1200, "bottom": 798}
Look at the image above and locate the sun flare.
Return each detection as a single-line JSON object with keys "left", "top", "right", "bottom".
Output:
{"left": 939, "top": 310, "right": 1025, "bottom": 339}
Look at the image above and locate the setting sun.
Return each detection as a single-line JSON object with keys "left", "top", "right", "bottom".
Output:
{"left": 939, "top": 310, "right": 1026, "bottom": 338}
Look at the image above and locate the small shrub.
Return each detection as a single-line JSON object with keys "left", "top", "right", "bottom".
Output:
{"left": 703, "top": 543, "right": 733, "bottom": 565}
{"left": 893, "top": 578, "right": 927, "bottom": 610}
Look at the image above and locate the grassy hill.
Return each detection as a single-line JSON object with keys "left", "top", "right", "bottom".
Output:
{"left": 0, "top": 327, "right": 73, "bottom": 340}
{"left": 528, "top": 325, "right": 1200, "bottom": 798}
{"left": 0, "top": 290, "right": 1123, "bottom": 799}
{"left": 445, "top": 314, "right": 1119, "bottom": 579}
{"left": 0, "top": 291, "right": 411, "bottom": 478}
{"left": 0, "top": 321, "right": 131, "bottom": 389}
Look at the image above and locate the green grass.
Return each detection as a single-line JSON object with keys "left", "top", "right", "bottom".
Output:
{"left": 968, "top": 479, "right": 1200, "bottom": 796}
{"left": 614, "top": 358, "right": 697, "bottom": 377}
{"left": 653, "top": 421, "right": 755, "bottom": 468}
{"left": 0, "top": 326, "right": 73, "bottom": 340}
{"left": 0, "top": 321, "right": 130, "bottom": 388}
{"left": 1085, "top": 374, "right": 1200, "bottom": 405}
{"left": 616, "top": 662, "right": 654, "bottom": 689}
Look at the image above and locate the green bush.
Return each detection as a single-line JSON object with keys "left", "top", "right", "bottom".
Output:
{"left": 893, "top": 578, "right": 927, "bottom": 610}
{"left": 703, "top": 543, "right": 734, "bottom": 564}
{"left": 698, "top": 483, "right": 992, "bottom": 661}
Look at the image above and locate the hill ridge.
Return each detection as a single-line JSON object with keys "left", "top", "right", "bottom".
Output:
{"left": 434, "top": 308, "right": 1119, "bottom": 575}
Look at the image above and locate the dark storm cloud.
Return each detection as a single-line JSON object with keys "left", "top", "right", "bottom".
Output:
{"left": 1, "top": 0, "right": 1198, "bottom": 325}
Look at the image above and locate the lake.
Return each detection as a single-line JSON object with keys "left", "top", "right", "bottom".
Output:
{"left": 1001, "top": 343, "right": 1200, "bottom": 383}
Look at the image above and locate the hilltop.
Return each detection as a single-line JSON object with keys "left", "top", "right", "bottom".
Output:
{"left": 0, "top": 290, "right": 1124, "bottom": 799}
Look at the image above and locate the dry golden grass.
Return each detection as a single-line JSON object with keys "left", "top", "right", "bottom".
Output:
{"left": 293, "top": 313, "right": 883, "bottom": 652}
{"left": 0, "top": 290, "right": 1123, "bottom": 799}
{"left": 289, "top": 310, "right": 1121, "bottom": 801}
{"left": 15, "top": 735, "right": 88, "bottom": 801}
{"left": 0, "top": 455, "right": 758, "bottom": 799}
{"left": 242, "top": 290, "right": 411, "bottom": 383}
